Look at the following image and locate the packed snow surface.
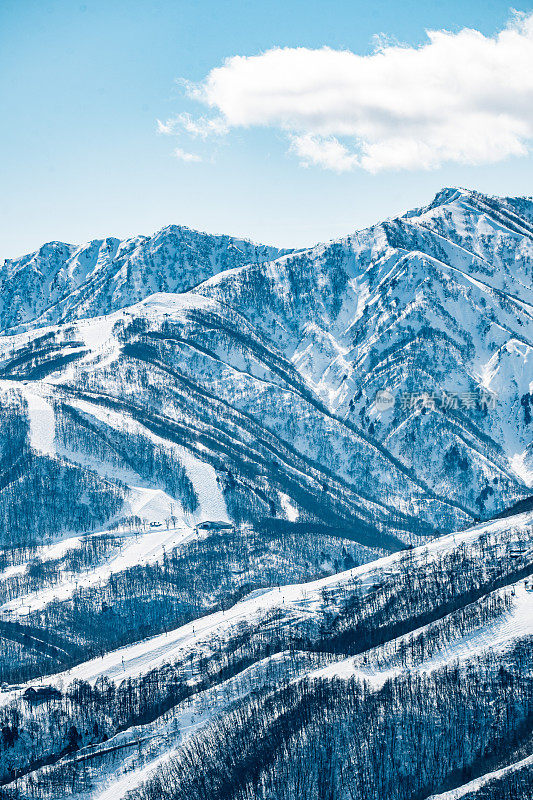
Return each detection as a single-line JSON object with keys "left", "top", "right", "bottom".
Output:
{"left": 425, "top": 752, "right": 533, "bottom": 799}
{"left": 0, "top": 525, "right": 196, "bottom": 617}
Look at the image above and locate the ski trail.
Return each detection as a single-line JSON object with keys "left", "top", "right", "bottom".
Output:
{"left": 0, "top": 525, "right": 195, "bottom": 617}
{"left": 425, "top": 752, "right": 533, "bottom": 799}
{"left": 174, "top": 445, "right": 229, "bottom": 523}
{"left": 22, "top": 389, "right": 56, "bottom": 456}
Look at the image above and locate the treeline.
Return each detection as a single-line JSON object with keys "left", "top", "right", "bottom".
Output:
{"left": 352, "top": 586, "right": 513, "bottom": 672}
{"left": 0, "top": 651, "right": 333, "bottom": 799}
{"left": 128, "top": 641, "right": 533, "bottom": 800}
{"left": 55, "top": 403, "right": 198, "bottom": 514}
{"left": 0, "top": 332, "right": 81, "bottom": 380}
{"left": 0, "top": 525, "right": 530, "bottom": 789}
{"left": 455, "top": 761, "right": 533, "bottom": 799}
{"left": 30, "top": 530, "right": 364, "bottom": 651}
{"left": 3, "top": 518, "right": 530, "bottom": 688}
{"left": 0, "top": 628, "right": 326, "bottom": 785}
{"left": 0, "top": 453, "right": 125, "bottom": 547}
{"left": 0, "top": 535, "right": 123, "bottom": 685}
{"left": 0, "top": 535, "right": 122, "bottom": 607}
{"left": 311, "top": 531, "right": 533, "bottom": 656}
{"left": 0, "top": 398, "right": 125, "bottom": 547}
{"left": 0, "top": 528, "right": 364, "bottom": 684}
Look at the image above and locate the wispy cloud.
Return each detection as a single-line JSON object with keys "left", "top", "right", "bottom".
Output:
{"left": 173, "top": 147, "right": 202, "bottom": 163}
{"left": 157, "top": 113, "right": 228, "bottom": 139}
{"left": 176, "top": 12, "right": 533, "bottom": 172}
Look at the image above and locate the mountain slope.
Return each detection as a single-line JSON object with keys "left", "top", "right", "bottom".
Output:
{"left": 0, "top": 510, "right": 530, "bottom": 800}
{"left": 0, "top": 187, "right": 532, "bottom": 800}
{"left": 0, "top": 227, "right": 289, "bottom": 334}
{"left": 0, "top": 189, "right": 532, "bottom": 555}
{"left": 197, "top": 188, "right": 533, "bottom": 516}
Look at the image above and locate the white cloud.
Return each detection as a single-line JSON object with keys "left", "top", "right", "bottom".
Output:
{"left": 157, "top": 113, "right": 228, "bottom": 139}
{"left": 173, "top": 147, "right": 202, "bottom": 163}
{"left": 182, "top": 12, "right": 533, "bottom": 172}
{"left": 290, "top": 134, "right": 359, "bottom": 172}
{"left": 157, "top": 118, "right": 178, "bottom": 136}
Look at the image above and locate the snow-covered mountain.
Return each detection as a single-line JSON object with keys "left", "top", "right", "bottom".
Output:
{"left": 0, "top": 188, "right": 532, "bottom": 800}
{"left": 0, "top": 226, "right": 289, "bottom": 334}
{"left": 196, "top": 187, "right": 533, "bottom": 512}
{"left": 0, "top": 188, "right": 532, "bottom": 550}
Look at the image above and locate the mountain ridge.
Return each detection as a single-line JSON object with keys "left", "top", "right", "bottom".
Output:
{"left": 0, "top": 226, "right": 291, "bottom": 335}
{"left": 0, "top": 188, "right": 532, "bottom": 552}
{"left": 4, "top": 185, "right": 533, "bottom": 338}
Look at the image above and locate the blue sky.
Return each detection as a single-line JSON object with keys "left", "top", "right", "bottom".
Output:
{"left": 1, "top": 0, "right": 532, "bottom": 262}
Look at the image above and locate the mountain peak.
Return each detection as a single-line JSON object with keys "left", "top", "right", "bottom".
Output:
{"left": 427, "top": 186, "right": 466, "bottom": 208}
{"left": 401, "top": 186, "right": 475, "bottom": 221}
{"left": 0, "top": 226, "right": 288, "bottom": 334}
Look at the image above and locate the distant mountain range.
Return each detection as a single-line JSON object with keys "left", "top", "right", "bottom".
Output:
{"left": 0, "top": 227, "right": 289, "bottom": 334}
{"left": 1, "top": 188, "right": 532, "bottom": 551}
